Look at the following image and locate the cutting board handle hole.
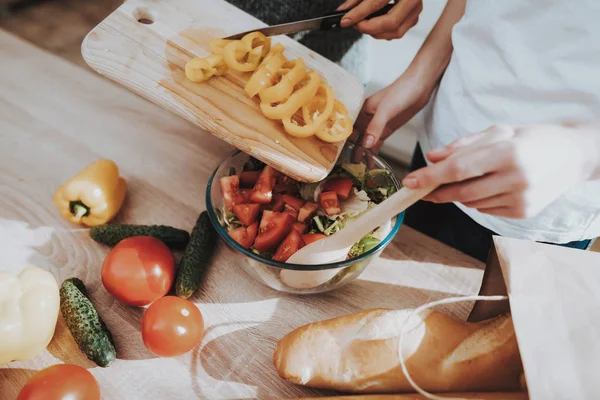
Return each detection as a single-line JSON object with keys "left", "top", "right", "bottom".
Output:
{"left": 133, "top": 7, "right": 156, "bottom": 24}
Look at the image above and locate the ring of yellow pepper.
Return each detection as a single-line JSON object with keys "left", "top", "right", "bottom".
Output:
{"left": 183, "top": 32, "right": 352, "bottom": 143}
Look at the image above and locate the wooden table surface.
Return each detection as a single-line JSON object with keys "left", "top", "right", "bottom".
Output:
{"left": 0, "top": 30, "right": 485, "bottom": 400}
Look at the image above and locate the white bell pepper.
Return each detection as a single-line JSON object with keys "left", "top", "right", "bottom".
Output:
{"left": 0, "top": 266, "right": 60, "bottom": 365}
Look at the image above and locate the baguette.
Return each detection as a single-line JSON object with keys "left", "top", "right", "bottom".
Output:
{"left": 273, "top": 309, "right": 524, "bottom": 394}
{"left": 298, "top": 394, "right": 528, "bottom": 400}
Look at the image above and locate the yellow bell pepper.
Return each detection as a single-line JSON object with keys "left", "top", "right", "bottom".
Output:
{"left": 245, "top": 47, "right": 287, "bottom": 97}
{"left": 0, "top": 266, "right": 60, "bottom": 365}
{"left": 185, "top": 54, "right": 227, "bottom": 83}
{"left": 258, "top": 58, "right": 307, "bottom": 104}
{"left": 209, "top": 39, "right": 233, "bottom": 55}
{"left": 260, "top": 71, "right": 321, "bottom": 120}
{"left": 223, "top": 32, "right": 271, "bottom": 72}
{"left": 54, "top": 159, "right": 127, "bottom": 227}
{"left": 282, "top": 83, "right": 335, "bottom": 138}
{"left": 314, "top": 100, "right": 353, "bottom": 143}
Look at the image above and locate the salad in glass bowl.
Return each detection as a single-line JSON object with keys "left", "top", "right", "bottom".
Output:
{"left": 206, "top": 143, "right": 403, "bottom": 294}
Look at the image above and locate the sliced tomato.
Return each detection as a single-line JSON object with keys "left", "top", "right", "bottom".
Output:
{"left": 366, "top": 177, "right": 377, "bottom": 187}
{"left": 283, "top": 203, "right": 299, "bottom": 220}
{"left": 274, "top": 175, "right": 299, "bottom": 194}
{"left": 273, "top": 183, "right": 299, "bottom": 195}
{"left": 282, "top": 194, "right": 304, "bottom": 210}
{"left": 239, "top": 171, "right": 261, "bottom": 188}
{"left": 302, "top": 233, "right": 327, "bottom": 245}
{"left": 254, "top": 210, "right": 294, "bottom": 252}
{"left": 229, "top": 222, "right": 258, "bottom": 248}
{"left": 240, "top": 189, "right": 252, "bottom": 203}
{"left": 297, "top": 201, "right": 318, "bottom": 223}
{"left": 291, "top": 222, "right": 307, "bottom": 234}
{"left": 250, "top": 166, "right": 277, "bottom": 204}
{"left": 233, "top": 203, "right": 261, "bottom": 226}
{"left": 270, "top": 193, "right": 285, "bottom": 212}
{"left": 319, "top": 191, "right": 341, "bottom": 216}
{"left": 221, "top": 175, "right": 245, "bottom": 211}
{"left": 276, "top": 174, "right": 298, "bottom": 185}
{"left": 272, "top": 230, "right": 304, "bottom": 262}
{"left": 324, "top": 178, "right": 354, "bottom": 200}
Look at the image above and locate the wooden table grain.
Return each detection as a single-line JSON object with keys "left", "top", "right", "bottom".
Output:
{"left": 0, "top": 30, "right": 485, "bottom": 400}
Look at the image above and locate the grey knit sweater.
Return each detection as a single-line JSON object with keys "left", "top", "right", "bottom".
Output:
{"left": 225, "top": 0, "right": 368, "bottom": 83}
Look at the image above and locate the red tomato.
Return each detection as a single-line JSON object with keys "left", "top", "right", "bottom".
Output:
{"left": 324, "top": 178, "right": 354, "bottom": 200}
{"left": 273, "top": 183, "right": 299, "bottom": 195}
{"left": 297, "top": 202, "right": 318, "bottom": 223}
{"left": 17, "top": 364, "right": 100, "bottom": 400}
{"left": 229, "top": 222, "right": 258, "bottom": 248}
{"left": 220, "top": 175, "right": 245, "bottom": 211}
{"left": 101, "top": 236, "right": 176, "bottom": 307}
{"left": 302, "top": 233, "right": 327, "bottom": 245}
{"left": 239, "top": 188, "right": 252, "bottom": 203}
{"left": 239, "top": 171, "right": 260, "bottom": 188}
{"left": 254, "top": 210, "right": 294, "bottom": 252}
{"left": 270, "top": 194, "right": 285, "bottom": 212}
{"left": 250, "top": 166, "right": 277, "bottom": 204}
{"left": 282, "top": 194, "right": 304, "bottom": 210}
{"left": 283, "top": 204, "right": 299, "bottom": 220}
{"left": 233, "top": 203, "right": 261, "bottom": 226}
{"left": 319, "top": 191, "right": 341, "bottom": 216}
{"left": 291, "top": 222, "right": 307, "bottom": 234}
{"left": 276, "top": 174, "right": 297, "bottom": 185}
{"left": 272, "top": 230, "right": 304, "bottom": 262}
{"left": 142, "top": 296, "right": 204, "bottom": 357}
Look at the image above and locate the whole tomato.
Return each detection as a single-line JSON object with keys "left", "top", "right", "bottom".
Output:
{"left": 142, "top": 296, "right": 204, "bottom": 357}
{"left": 101, "top": 236, "right": 176, "bottom": 306}
{"left": 17, "top": 364, "right": 100, "bottom": 400}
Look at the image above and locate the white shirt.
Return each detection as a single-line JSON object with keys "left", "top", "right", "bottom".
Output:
{"left": 421, "top": 0, "right": 600, "bottom": 243}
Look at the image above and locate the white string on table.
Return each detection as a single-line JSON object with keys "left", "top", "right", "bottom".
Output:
{"left": 397, "top": 295, "right": 510, "bottom": 400}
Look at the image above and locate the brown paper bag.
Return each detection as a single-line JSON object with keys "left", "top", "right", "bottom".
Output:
{"left": 494, "top": 236, "right": 600, "bottom": 399}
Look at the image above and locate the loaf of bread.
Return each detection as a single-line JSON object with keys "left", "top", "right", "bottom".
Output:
{"left": 273, "top": 309, "right": 524, "bottom": 393}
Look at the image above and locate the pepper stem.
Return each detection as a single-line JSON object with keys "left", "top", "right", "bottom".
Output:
{"left": 70, "top": 201, "right": 90, "bottom": 219}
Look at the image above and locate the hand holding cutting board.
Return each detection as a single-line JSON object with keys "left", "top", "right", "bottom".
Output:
{"left": 82, "top": 0, "right": 366, "bottom": 183}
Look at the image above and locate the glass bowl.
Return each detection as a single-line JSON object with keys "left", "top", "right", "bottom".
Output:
{"left": 205, "top": 142, "right": 404, "bottom": 294}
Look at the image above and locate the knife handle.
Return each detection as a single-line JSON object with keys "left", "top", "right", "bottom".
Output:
{"left": 319, "top": 2, "right": 396, "bottom": 31}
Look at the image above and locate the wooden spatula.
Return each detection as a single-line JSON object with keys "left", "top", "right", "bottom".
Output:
{"left": 287, "top": 132, "right": 511, "bottom": 265}
{"left": 287, "top": 185, "right": 434, "bottom": 265}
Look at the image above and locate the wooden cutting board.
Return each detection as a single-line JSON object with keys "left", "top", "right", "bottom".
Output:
{"left": 81, "top": 0, "right": 365, "bottom": 183}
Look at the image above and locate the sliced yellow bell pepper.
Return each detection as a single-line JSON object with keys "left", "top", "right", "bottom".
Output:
{"left": 245, "top": 51, "right": 287, "bottom": 98}
{"left": 185, "top": 54, "right": 227, "bottom": 83}
{"left": 54, "top": 159, "right": 127, "bottom": 227}
{"left": 282, "top": 83, "right": 335, "bottom": 138}
{"left": 0, "top": 266, "right": 60, "bottom": 365}
{"left": 209, "top": 39, "right": 233, "bottom": 55}
{"left": 223, "top": 32, "right": 271, "bottom": 72}
{"left": 260, "top": 71, "right": 321, "bottom": 120}
{"left": 258, "top": 58, "right": 307, "bottom": 104}
{"left": 315, "top": 100, "right": 354, "bottom": 143}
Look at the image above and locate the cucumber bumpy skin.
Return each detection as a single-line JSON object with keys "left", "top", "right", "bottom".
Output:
{"left": 59, "top": 278, "right": 117, "bottom": 367}
{"left": 175, "top": 211, "right": 217, "bottom": 299}
{"left": 90, "top": 224, "right": 190, "bottom": 249}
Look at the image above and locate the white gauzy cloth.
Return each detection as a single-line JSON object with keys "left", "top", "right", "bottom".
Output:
{"left": 421, "top": 0, "right": 600, "bottom": 243}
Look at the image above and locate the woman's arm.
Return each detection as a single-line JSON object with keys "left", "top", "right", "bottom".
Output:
{"left": 357, "top": 0, "right": 466, "bottom": 149}
{"left": 402, "top": 122, "right": 600, "bottom": 219}
{"left": 409, "top": 0, "right": 466, "bottom": 93}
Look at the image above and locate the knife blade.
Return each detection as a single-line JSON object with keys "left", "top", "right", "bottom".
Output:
{"left": 224, "top": 2, "right": 396, "bottom": 40}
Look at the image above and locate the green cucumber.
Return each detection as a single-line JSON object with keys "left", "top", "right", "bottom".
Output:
{"left": 59, "top": 278, "right": 117, "bottom": 367}
{"left": 175, "top": 211, "right": 217, "bottom": 299}
{"left": 90, "top": 224, "right": 190, "bottom": 249}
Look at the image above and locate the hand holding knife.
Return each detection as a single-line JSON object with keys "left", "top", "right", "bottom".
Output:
{"left": 225, "top": 1, "right": 397, "bottom": 40}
